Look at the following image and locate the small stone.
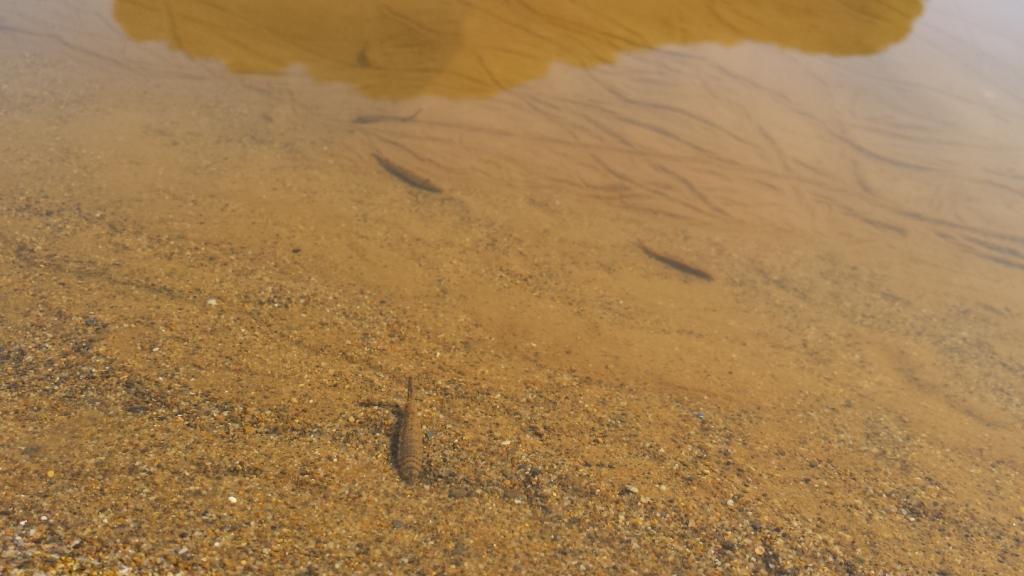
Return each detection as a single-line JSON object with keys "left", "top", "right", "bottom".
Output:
{"left": 228, "top": 496, "right": 238, "bottom": 504}
{"left": 755, "top": 545, "right": 766, "bottom": 556}
{"left": 499, "top": 440, "right": 512, "bottom": 446}
{"left": 46, "top": 470, "right": 55, "bottom": 479}
{"left": 620, "top": 485, "right": 639, "bottom": 496}
{"left": 206, "top": 298, "right": 219, "bottom": 307}
{"left": 726, "top": 498, "right": 735, "bottom": 507}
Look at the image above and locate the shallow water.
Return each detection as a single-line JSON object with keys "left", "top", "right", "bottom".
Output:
{"left": 5, "top": 0, "right": 1022, "bottom": 246}
{"left": 1, "top": 0, "right": 1022, "bottom": 573}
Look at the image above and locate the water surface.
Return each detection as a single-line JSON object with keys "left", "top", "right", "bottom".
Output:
{"left": 1, "top": 0, "right": 1022, "bottom": 573}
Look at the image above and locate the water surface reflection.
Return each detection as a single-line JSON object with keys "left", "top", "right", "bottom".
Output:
{"left": 114, "top": 0, "right": 924, "bottom": 98}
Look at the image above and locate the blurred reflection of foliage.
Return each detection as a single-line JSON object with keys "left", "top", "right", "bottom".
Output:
{"left": 115, "top": 0, "right": 923, "bottom": 99}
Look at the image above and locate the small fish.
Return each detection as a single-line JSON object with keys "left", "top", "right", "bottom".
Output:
{"left": 372, "top": 153, "right": 442, "bottom": 194}
{"left": 352, "top": 110, "right": 420, "bottom": 125}
{"left": 397, "top": 377, "right": 423, "bottom": 483}
{"left": 638, "top": 243, "right": 713, "bottom": 281}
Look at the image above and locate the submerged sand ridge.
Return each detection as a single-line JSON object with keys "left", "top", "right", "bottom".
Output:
{"left": 1, "top": 0, "right": 1023, "bottom": 573}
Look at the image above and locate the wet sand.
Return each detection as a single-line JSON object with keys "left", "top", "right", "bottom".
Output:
{"left": 2, "top": 0, "right": 1023, "bottom": 574}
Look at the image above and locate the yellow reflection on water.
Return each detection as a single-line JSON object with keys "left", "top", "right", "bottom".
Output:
{"left": 114, "top": 0, "right": 923, "bottom": 99}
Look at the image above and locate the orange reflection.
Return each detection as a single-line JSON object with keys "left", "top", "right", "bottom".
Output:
{"left": 115, "top": 0, "right": 923, "bottom": 99}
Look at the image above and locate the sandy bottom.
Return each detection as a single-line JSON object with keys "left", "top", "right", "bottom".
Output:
{"left": 2, "top": 3, "right": 1024, "bottom": 574}
{"left": 3, "top": 142, "right": 1022, "bottom": 574}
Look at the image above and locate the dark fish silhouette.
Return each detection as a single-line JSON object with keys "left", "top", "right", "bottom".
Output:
{"left": 397, "top": 377, "right": 423, "bottom": 483}
{"left": 638, "top": 243, "right": 713, "bottom": 281}
{"left": 372, "top": 153, "right": 442, "bottom": 194}
{"left": 352, "top": 110, "right": 420, "bottom": 125}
